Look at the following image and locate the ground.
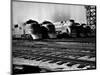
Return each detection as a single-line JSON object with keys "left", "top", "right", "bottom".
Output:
{"left": 12, "top": 38, "right": 96, "bottom": 74}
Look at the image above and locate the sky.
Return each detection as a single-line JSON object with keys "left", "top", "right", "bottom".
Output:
{"left": 12, "top": 1, "right": 87, "bottom": 25}
{"left": 12, "top": 1, "right": 87, "bottom": 34}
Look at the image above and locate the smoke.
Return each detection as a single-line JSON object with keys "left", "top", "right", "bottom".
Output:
{"left": 52, "top": 11, "right": 70, "bottom": 22}
{"left": 13, "top": 1, "right": 86, "bottom": 26}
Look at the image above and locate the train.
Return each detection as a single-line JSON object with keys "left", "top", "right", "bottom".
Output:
{"left": 12, "top": 19, "right": 96, "bottom": 40}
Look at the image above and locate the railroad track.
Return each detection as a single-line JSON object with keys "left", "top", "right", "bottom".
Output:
{"left": 12, "top": 39, "right": 96, "bottom": 72}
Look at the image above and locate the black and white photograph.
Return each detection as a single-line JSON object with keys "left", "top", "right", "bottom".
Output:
{"left": 12, "top": 0, "right": 96, "bottom": 74}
